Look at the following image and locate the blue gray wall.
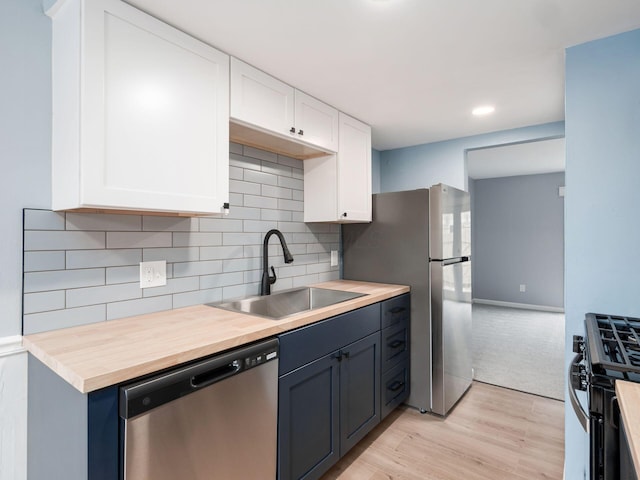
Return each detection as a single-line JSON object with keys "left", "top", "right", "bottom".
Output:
{"left": 564, "top": 28, "right": 640, "bottom": 479}
{"left": 371, "top": 148, "right": 381, "bottom": 194}
{"left": 1, "top": 0, "right": 51, "bottom": 338}
{"left": 471, "top": 173, "right": 565, "bottom": 309}
{"left": 379, "top": 122, "right": 564, "bottom": 192}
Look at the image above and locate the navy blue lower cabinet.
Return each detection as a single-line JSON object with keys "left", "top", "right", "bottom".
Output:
{"left": 278, "top": 352, "right": 341, "bottom": 480}
{"left": 339, "top": 332, "right": 381, "bottom": 457}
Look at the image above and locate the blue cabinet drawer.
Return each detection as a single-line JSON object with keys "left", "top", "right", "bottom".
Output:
{"left": 278, "top": 303, "right": 381, "bottom": 376}
{"left": 381, "top": 294, "right": 410, "bottom": 329}
{"left": 381, "top": 360, "right": 410, "bottom": 419}
{"left": 381, "top": 318, "right": 409, "bottom": 373}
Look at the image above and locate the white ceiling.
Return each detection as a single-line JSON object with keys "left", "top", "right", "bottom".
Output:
{"left": 467, "top": 137, "right": 565, "bottom": 179}
{"left": 127, "top": 0, "right": 640, "bottom": 151}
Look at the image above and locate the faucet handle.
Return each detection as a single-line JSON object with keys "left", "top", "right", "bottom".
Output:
{"left": 268, "top": 266, "right": 277, "bottom": 285}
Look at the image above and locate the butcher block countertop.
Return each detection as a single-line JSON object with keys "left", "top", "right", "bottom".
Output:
{"left": 616, "top": 380, "right": 640, "bottom": 475}
{"left": 23, "top": 280, "right": 409, "bottom": 394}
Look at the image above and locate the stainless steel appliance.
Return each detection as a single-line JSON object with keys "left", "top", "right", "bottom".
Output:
{"left": 119, "top": 338, "right": 279, "bottom": 480}
{"left": 571, "top": 313, "right": 640, "bottom": 480}
{"left": 343, "top": 185, "right": 472, "bottom": 415}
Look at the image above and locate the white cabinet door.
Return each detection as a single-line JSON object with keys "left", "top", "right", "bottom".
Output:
{"left": 294, "top": 91, "right": 339, "bottom": 152}
{"left": 48, "top": 0, "right": 229, "bottom": 215}
{"left": 337, "top": 113, "right": 372, "bottom": 222}
{"left": 304, "top": 113, "right": 371, "bottom": 223}
{"left": 230, "top": 57, "right": 338, "bottom": 155}
{"left": 230, "top": 57, "right": 295, "bottom": 138}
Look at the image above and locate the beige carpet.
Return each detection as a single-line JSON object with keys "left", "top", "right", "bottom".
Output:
{"left": 472, "top": 303, "right": 565, "bottom": 401}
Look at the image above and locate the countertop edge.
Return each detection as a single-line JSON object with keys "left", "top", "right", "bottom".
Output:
{"left": 24, "top": 281, "right": 410, "bottom": 394}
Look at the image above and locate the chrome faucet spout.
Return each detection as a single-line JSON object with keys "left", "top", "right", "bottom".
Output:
{"left": 261, "top": 229, "right": 294, "bottom": 295}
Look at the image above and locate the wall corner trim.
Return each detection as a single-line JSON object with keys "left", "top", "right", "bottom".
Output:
{"left": 0, "top": 335, "right": 26, "bottom": 358}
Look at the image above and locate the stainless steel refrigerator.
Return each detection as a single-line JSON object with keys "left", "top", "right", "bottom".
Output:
{"left": 342, "top": 184, "right": 472, "bottom": 416}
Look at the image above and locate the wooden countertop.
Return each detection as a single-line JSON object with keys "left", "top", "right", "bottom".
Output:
{"left": 23, "top": 280, "right": 409, "bottom": 394}
{"left": 616, "top": 380, "right": 640, "bottom": 475}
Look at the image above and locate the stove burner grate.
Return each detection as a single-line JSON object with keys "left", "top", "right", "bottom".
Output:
{"left": 586, "top": 313, "right": 640, "bottom": 374}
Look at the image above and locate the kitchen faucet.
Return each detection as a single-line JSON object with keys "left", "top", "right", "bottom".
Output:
{"left": 261, "top": 229, "right": 294, "bottom": 295}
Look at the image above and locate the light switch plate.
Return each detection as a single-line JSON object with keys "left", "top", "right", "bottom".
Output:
{"left": 140, "top": 260, "right": 167, "bottom": 288}
{"left": 519, "top": 284, "right": 526, "bottom": 292}
{"left": 330, "top": 250, "right": 339, "bottom": 267}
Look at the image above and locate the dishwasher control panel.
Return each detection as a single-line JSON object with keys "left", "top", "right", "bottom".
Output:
{"left": 244, "top": 345, "right": 278, "bottom": 369}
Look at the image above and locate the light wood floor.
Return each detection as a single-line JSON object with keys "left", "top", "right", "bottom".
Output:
{"left": 322, "top": 382, "right": 565, "bottom": 480}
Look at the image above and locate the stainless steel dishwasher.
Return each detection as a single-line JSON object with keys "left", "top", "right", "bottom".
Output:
{"left": 119, "top": 338, "right": 279, "bottom": 480}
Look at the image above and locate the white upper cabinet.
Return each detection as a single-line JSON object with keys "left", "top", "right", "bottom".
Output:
{"left": 337, "top": 113, "right": 372, "bottom": 222}
{"left": 230, "top": 57, "right": 295, "bottom": 137}
{"left": 304, "top": 113, "right": 372, "bottom": 223}
{"left": 47, "top": 0, "right": 229, "bottom": 215}
{"left": 294, "top": 91, "right": 339, "bottom": 153}
{"left": 230, "top": 58, "right": 339, "bottom": 156}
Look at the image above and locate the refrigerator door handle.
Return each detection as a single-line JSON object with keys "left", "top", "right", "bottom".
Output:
{"left": 437, "top": 257, "right": 469, "bottom": 266}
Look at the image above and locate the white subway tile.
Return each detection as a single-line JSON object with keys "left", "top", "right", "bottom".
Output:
{"left": 142, "top": 216, "right": 198, "bottom": 232}
{"left": 143, "top": 247, "right": 199, "bottom": 263}
{"left": 107, "top": 232, "right": 171, "bottom": 249}
{"left": 244, "top": 195, "right": 277, "bottom": 209}
{"left": 244, "top": 169, "right": 278, "bottom": 186}
{"left": 230, "top": 179, "right": 261, "bottom": 195}
{"left": 173, "top": 288, "right": 222, "bottom": 308}
{"left": 23, "top": 251, "right": 66, "bottom": 272}
{"left": 172, "top": 232, "right": 222, "bottom": 247}
{"left": 23, "top": 305, "right": 106, "bottom": 335}
{"left": 25, "top": 231, "right": 105, "bottom": 251}
{"left": 23, "top": 291, "right": 66, "bottom": 314}
{"left": 66, "top": 249, "right": 141, "bottom": 269}
{"left": 66, "top": 213, "right": 141, "bottom": 231}
{"left": 66, "top": 282, "right": 141, "bottom": 308}
{"left": 200, "top": 245, "right": 245, "bottom": 261}
{"left": 243, "top": 146, "right": 278, "bottom": 163}
{"left": 173, "top": 260, "right": 223, "bottom": 277}
{"left": 143, "top": 277, "right": 199, "bottom": 297}
{"left": 200, "top": 272, "right": 244, "bottom": 289}
{"left": 199, "top": 218, "right": 243, "bottom": 232}
{"left": 24, "top": 268, "right": 105, "bottom": 293}
{"left": 24, "top": 209, "right": 65, "bottom": 231}
{"left": 107, "top": 296, "right": 173, "bottom": 321}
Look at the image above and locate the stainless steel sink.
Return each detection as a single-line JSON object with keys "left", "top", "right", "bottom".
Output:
{"left": 208, "top": 286, "right": 366, "bottom": 320}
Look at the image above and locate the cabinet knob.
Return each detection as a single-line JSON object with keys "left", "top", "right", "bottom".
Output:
{"left": 342, "top": 212, "right": 347, "bottom": 217}
{"left": 289, "top": 127, "right": 295, "bottom": 134}
{"left": 298, "top": 129, "right": 304, "bottom": 136}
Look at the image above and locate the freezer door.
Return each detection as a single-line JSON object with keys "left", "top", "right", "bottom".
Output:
{"left": 431, "top": 259, "right": 472, "bottom": 416}
{"left": 429, "top": 184, "right": 471, "bottom": 260}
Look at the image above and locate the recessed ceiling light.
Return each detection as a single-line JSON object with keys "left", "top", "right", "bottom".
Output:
{"left": 472, "top": 105, "right": 495, "bottom": 116}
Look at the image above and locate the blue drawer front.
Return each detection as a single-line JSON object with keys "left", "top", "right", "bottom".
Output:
{"left": 278, "top": 303, "right": 381, "bottom": 376}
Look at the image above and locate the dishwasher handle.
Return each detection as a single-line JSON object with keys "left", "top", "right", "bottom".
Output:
{"left": 190, "top": 360, "right": 241, "bottom": 389}
{"left": 120, "top": 337, "right": 278, "bottom": 419}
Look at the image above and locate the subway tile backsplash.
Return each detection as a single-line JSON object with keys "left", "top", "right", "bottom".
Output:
{"left": 22, "top": 143, "right": 340, "bottom": 335}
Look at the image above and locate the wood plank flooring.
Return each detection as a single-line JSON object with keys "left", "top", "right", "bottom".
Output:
{"left": 322, "top": 382, "right": 565, "bottom": 480}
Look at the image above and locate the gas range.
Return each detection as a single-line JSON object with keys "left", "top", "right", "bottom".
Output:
{"left": 571, "top": 313, "right": 640, "bottom": 480}
{"left": 585, "top": 313, "right": 640, "bottom": 380}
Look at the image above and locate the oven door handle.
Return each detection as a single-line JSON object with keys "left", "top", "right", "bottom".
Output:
{"left": 568, "top": 353, "right": 589, "bottom": 432}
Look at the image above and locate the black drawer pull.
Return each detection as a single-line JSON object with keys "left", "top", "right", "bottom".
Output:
{"left": 387, "top": 381, "right": 405, "bottom": 392}
{"left": 387, "top": 340, "right": 405, "bottom": 349}
{"left": 388, "top": 307, "right": 406, "bottom": 315}
{"left": 332, "top": 351, "right": 343, "bottom": 362}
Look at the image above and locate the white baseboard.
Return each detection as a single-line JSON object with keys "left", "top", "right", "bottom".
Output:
{"left": 473, "top": 298, "right": 564, "bottom": 313}
{"left": 0, "top": 335, "right": 25, "bottom": 358}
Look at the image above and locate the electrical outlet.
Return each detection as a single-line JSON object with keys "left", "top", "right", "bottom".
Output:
{"left": 519, "top": 284, "right": 526, "bottom": 292}
{"left": 330, "top": 250, "right": 339, "bottom": 267}
{"left": 140, "top": 260, "right": 167, "bottom": 288}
